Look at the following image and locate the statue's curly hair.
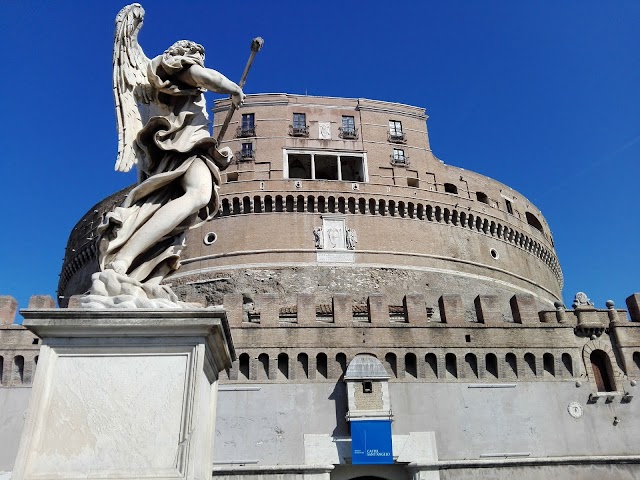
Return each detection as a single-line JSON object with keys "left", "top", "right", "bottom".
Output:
{"left": 165, "top": 40, "right": 205, "bottom": 61}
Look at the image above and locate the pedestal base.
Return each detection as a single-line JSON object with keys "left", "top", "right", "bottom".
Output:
{"left": 12, "top": 308, "right": 234, "bottom": 480}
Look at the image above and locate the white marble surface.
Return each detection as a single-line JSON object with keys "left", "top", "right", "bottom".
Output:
{"left": 12, "top": 309, "right": 233, "bottom": 480}
{"left": 30, "top": 354, "right": 187, "bottom": 475}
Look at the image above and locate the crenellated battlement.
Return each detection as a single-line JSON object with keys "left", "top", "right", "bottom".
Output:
{"left": 0, "top": 296, "right": 46, "bottom": 388}
{"left": 220, "top": 292, "right": 635, "bottom": 327}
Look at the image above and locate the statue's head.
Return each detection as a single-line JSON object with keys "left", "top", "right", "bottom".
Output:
{"left": 165, "top": 40, "right": 205, "bottom": 66}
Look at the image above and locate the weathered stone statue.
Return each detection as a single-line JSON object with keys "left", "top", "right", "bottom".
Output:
{"left": 83, "top": 3, "right": 245, "bottom": 308}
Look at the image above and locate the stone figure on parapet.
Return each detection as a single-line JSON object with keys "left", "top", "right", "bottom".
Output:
{"left": 82, "top": 4, "right": 247, "bottom": 308}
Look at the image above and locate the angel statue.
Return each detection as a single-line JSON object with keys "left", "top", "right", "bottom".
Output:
{"left": 83, "top": 4, "right": 246, "bottom": 308}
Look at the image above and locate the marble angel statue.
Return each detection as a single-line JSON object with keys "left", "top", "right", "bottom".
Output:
{"left": 86, "top": 4, "right": 245, "bottom": 306}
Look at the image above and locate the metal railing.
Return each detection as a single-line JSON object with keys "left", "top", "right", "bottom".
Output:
{"left": 388, "top": 131, "right": 406, "bottom": 143}
{"left": 339, "top": 127, "right": 359, "bottom": 140}
{"left": 236, "top": 125, "right": 256, "bottom": 138}
{"left": 289, "top": 125, "right": 309, "bottom": 137}
{"left": 390, "top": 154, "right": 410, "bottom": 166}
{"left": 236, "top": 149, "right": 256, "bottom": 161}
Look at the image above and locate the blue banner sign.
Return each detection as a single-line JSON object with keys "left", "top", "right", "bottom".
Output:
{"left": 351, "top": 420, "right": 393, "bottom": 464}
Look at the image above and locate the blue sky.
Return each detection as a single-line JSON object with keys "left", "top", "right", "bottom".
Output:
{"left": 1, "top": 1, "right": 638, "bottom": 319}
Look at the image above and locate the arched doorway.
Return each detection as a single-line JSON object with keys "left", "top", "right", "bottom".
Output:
{"left": 590, "top": 350, "right": 614, "bottom": 392}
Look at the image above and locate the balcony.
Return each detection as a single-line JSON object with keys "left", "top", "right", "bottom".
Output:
{"left": 289, "top": 124, "right": 309, "bottom": 137}
{"left": 390, "top": 154, "right": 410, "bottom": 167}
{"left": 236, "top": 125, "right": 256, "bottom": 138}
{"left": 339, "top": 127, "right": 359, "bottom": 140}
{"left": 236, "top": 148, "right": 256, "bottom": 162}
{"left": 388, "top": 131, "right": 406, "bottom": 143}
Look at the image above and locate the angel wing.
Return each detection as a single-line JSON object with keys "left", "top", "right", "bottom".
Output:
{"left": 112, "top": 3, "right": 151, "bottom": 173}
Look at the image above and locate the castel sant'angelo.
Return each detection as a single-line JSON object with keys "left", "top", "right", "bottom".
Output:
{"left": 1, "top": 7, "right": 640, "bottom": 480}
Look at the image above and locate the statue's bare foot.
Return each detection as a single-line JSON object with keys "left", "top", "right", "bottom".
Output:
{"left": 107, "top": 260, "right": 129, "bottom": 275}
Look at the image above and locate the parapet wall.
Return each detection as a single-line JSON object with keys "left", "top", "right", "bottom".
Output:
{"left": 218, "top": 292, "right": 640, "bottom": 396}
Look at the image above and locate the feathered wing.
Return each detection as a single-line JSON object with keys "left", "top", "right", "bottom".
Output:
{"left": 113, "top": 4, "right": 150, "bottom": 173}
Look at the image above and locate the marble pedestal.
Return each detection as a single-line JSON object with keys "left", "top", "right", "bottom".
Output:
{"left": 12, "top": 308, "right": 235, "bottom": 480}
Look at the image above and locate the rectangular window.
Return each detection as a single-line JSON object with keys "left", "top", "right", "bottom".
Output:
{"left": 238, "top": 113, "right": 255, "bottom": 137}
{"left": 293, "top": 113, "right": 306, "bottom": 129}
{"left": 340, "top": 116, "right": 358, "bottom": 139}
{"left": 505, "top": 199, "right": 513, "bottom": 214}
{"left": 242, "top": 113, "right": 254, "bottom": 130}
{"left": 241, "top": 142, "right": 253, "bottom": 157}
{"left": 285, "top": 151, "right": 366, "bottom": 182}
{"left": 392, "top": 148, "right": 406, "bottom": 164}
{"left": 290, "top": 113, "right": 309, "bottom": 137}
{"left": 388, "top": 120, "right": 406, "bottom": 143}
{"left": 389, "top": 120, "right": 403, "bottom": 136}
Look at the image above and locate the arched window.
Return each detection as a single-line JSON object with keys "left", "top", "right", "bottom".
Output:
{"left": 425, "top": 353, "right": 438, "bottom": 379}
{"left": 243, "top": 196, "right": 251, "bottom": 214}
{"left": 505, "top": 353, "right": 517, "bottom": 377}
{"left": 232, "top": 197, "right": 241, "bottom": 215}
{"left": 384, "top": 352, "right": 397, "bottom": 378}
{"left": 368, "top": 198, "right": 376, "bottom": 215}
{"left": 316, "top": 353, "right": 328, "bottom": 379}
{"left": 222, "top": 199, "right": 231, "bottom": 216}
{"left": 307, "top": 195, "right": 315, "bottom": 213}
{"left": 264, "top": 195, "right": 273, "bottom": 212}
{"left": 275, "top": 196, "right": 283, "bottom": 212}
{"left": 526, "top": 212, "right": 544, "bottom": 234}
{"left": 405, "top": 353, "right": 417, "bottom": 378}
{"left": 476, "top": 191, "right": 489, "bottom": 204}
{"left": 465, "top": 353, "right": 478, "bottom": 378}
{"left": 444, "top": 183, "right": 458, "bottom": 194}
{"left": 239, "top": 353, "right": 250, "bottom": 379}
{"left": 297, "top": 353, "right": 309, "bottom": 379}
{"left": 285, "top": 196, "right": 294, "bottom": 212}
{"left": 278, "top": 353, "right": 289, "bottom": 379}
{"left": 336, "top": 353, "right": 347, "bottom": 377}
{"left": 348, "top": 197, "right": 356, "bottom": 214}
{"left": 14, "top": 356, "right": 24, "bottom": 384}
{"left": 590, "top": 350, "right": 614, "bottom": 392}
{"left": 0, "top": 356, "right": 3, "bottom": 385}
{"left": 524, "top": 352, "right": 536, "bottom": 376}
{"left": 543, "top": 353, "right": 555, "bottom": 377}
{"left": 253, "top": 195, "right": 262, "bottom": 213}
{"left": 445, "top": 353, "right": 457, "bottom": 378}
{"left": 296, "top": 195, "right": 305, "bottom": 212}
{"left": 562, "top": 353, "right": 573, "bottom": 376}
{"left": 486, "top": 353, "right": 498, "bottom": 379}
{"left": 258, "top": 353, "right": 269, "bottom": 380}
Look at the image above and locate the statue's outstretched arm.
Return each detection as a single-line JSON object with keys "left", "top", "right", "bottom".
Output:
{"left": 178, "top": 65, "right": 245, "bottom": 107}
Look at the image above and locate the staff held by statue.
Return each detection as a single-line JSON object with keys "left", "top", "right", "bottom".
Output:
{"left": 216, "top": 37, "right": 264, "bottom": 144}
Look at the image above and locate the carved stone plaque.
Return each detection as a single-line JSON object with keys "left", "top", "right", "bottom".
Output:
{"left": 319, "top": 122, "right": 331, "bottom": 140}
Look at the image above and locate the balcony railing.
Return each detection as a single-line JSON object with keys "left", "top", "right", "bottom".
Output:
{"left": 236, "top": 149, "right": 256, "bottom": 162}
{"left": 236, "top": 125, "right": 256, "bottom": 138}
{"left": 390, "top": 154, "right": 410, "bottom": 166}
{"left": 289, "top": 125, "right": 309, "bottom": 137}
{"left": 388, "top": 131, "right": 406, "bottom": 143}
{"left": 339, "top": 127, "right": 359, "bottom": 140}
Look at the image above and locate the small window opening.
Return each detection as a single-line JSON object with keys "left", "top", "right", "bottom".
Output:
{"left": 444, "top": 183, "right": 458, "bottom": 194}
{"left": 363, "top": 381, "right": 373, "bottom": 393}
{"left": 505, "top": 199, "right": 514, "bottom": 214}
{"left": 226, "top": 171, "right": 239, "bottom": 182}
{"left": 32, "top": 338, "right": 39, "bottom": 345}
{"left": 465, "top": 334, "right": 471, "bottom": 343}
{"left": 526, "top": 212, "right": 544, "bottom": 234}
{"left": 476, "top": 192, "right": 489, "bottom": 204}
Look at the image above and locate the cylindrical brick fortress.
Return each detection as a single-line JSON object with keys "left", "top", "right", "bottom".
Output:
{"left": 58, "top": 94, "right": 562, "bottom": 314}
